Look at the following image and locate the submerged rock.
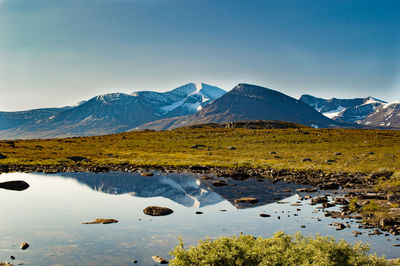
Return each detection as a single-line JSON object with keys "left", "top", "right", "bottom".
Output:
{"left": 82, "top": 218, "right": 118, "bottom": 224}
{"left": 143, "top": 206, "right": 173, "bottom": 216}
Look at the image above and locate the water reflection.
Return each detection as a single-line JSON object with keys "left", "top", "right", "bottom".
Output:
{"left": 55, "top": 172, "right": 307, "bottom": 209}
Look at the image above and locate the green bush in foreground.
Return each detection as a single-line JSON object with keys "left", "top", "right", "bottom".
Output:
{"left": 170, "top": 232, "right": 396, "bottom": 266}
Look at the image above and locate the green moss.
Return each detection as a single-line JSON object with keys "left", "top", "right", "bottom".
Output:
{"left": 169, "top": 232, "right": 394, "bottom": 265}
{"left": 362, "top": 200, "right": 379, "bottom": 213}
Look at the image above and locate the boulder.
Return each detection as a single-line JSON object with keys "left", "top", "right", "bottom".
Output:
{"left": 380, "top": 218, "right": 396, "bottom": 227}
{"left": 0, "top": 181, "right": 29, "bottom": 191}
{"left": 143, "top": 206, "right": 173, "bottom": 216}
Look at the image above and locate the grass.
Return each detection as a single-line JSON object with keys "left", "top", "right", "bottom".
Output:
{"left": 169, "top": 232, "right": 396, "bottom": 265}
{"left": 0, "top": 127, "right": 399, "bottom": 174}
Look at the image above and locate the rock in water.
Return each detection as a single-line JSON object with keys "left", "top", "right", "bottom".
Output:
{"left": 140, "top": 172, "right": 154, "bottom": 176}
{"left": 0, "top": 181, "right": 29, "bottom": 191}
{"left": 234, "top": 197, "right": 259, "bottom": 204}
{"left": 212, "top": 180, "right": 228, "bottom": 187}
{"left": 82, "top": 218, "right": 118, "bottom": 224}
{"left": 152, "top": 256, "right": 168, "bottom": 264}
{"left": 20, "top": 242, "right": 30, "bottom": 250}
{"left": 143, "top": 206, "right": 173, "bottom": 216}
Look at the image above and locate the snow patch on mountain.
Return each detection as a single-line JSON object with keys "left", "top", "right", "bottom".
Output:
{"left": 323, "top": 106, "right": 346, "bottom": 119}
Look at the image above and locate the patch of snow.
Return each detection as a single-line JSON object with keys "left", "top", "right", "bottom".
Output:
{"left": 48, "top": 115, "right": 55, "bottom": 120}
{"left": 310, "top": 124, "right": 319, "bottom": 129}
{"left": 322, "top": 106, "right": 346, "bottom": 119}
{"left": 363, "top": 97, "right": 385, "bottom": 105}
{"left": 197, "top": 105, "right": 203, "bottom": 111}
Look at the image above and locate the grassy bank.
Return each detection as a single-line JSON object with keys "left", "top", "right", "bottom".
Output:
{"left": 0, "top": 127, "right": 399, "bottom": 174}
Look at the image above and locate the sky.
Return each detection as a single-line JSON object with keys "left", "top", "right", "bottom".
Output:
{"left": 0, "top": 0, "right": 399, "bottom": 111}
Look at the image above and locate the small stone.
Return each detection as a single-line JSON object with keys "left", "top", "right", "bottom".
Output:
{"left": 311, "top": 196, "right": 328, "bottom": 204}
{"left": 212, "top": 180, "right": 228, "bottom": 187}
{"left": 260, "top": 213, "right": 271, "bottom": 217}
{"left": 234, "top": 197, "right": 259, "bottom": 204}
{"left": 66, "top": 156, "right": 90, "bottom": 162}
{"left": 301, "top": 158, "right": 312, "bottom": 162}
{"left": 20, "top": 242, "right": 29, "bottom": 250}
{"left": 296, "top": 187, "right": 317, "bottom": 193}
{"left": 143, "top": 206, "right": 173, "bottom": 216}
{"left": 82, "top": 218, "right": 118, "bottom": 224}
{"left": 227, "top": 146, "right": 236, "bottom": 150}
{"left": 10, "top": 256, "right": 15, "bottom": 261}
{"left": 332, "top": 222, "right": 346, "bottom": 230}
{"left": 195, "top": 211, "right": 203, "bottom": 214}
{"left": 152, "top": 256, "right": 168, "bottom": 264}
{"left": 301, "top": 225, "right": 306, "bottom": 228}
{"left": 269, "top": 151, "right": 277, "bottom": 154}
{"left": 132, "top": 259, "right": 138, "bottom": 263}
{"left": 140, "top": 172, "right": 154, "bottom": 176}
{"left": 334, "top": 152, "right": 342, "bottom": 156}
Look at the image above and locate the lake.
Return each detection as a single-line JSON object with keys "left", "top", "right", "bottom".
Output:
{"left": 0, "top": 171, "right": 398, "bottom": 265}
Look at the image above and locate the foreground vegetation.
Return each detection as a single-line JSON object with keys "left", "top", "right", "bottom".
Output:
{"left": 0, "top": 126, "right": 399, "bottom": 174}
{"left": 169, "top": 232, "right": 397, "bottom": 265}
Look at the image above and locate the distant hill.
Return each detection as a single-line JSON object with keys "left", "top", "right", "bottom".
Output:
{"left": 0, "top": 83, "right": 225, "bottom": 139}
{"left": 138, "top": 83, "right": 341, "bottom": 130}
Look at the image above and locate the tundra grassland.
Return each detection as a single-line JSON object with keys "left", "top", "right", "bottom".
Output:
{"left": 0, "top": 127, "right": 399, "bottom": 175}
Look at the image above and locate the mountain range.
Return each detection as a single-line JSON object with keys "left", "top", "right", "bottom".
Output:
{"left": 299, "top": 94, "right": 399, "bottom": 127}
{"left": 0, "top": 83, "right": 398, "bottom": 139}
{"left": 0, "top": 83, "right": 225, "bottom": 139}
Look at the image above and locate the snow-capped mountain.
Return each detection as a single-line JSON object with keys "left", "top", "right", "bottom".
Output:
{"left": 363, "top": 102, "right": 400, "bottom": 127}
{"left": 138, "top": 83, "right": 344, "bottom": 130}
{"left": 53, "top": 172, "right": 224, "bottom": 208}
{"left": 299, "top": 95, "right": 387, "bottom": 124}
{"left": 132, "top": 83, "right": 225, "bottom": 117}
{"left": 0, "top": 83, "right": 225, "bottom": 139}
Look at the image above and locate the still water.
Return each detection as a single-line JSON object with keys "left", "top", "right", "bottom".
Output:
{"left": 0, "top": 171, "right": 398, "bottom": 265}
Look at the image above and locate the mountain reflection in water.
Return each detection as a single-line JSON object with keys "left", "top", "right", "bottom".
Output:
{"left": 55, "top": 172, "right": 309, "bottom": 209}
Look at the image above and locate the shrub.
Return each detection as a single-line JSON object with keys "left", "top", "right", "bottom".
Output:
{"left": 169, "top": 232, "right": 393, "bottom": 265}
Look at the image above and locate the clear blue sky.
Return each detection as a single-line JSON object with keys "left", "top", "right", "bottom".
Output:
{"left": 0, "top": 0, "right": 399, "bottom": 111}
